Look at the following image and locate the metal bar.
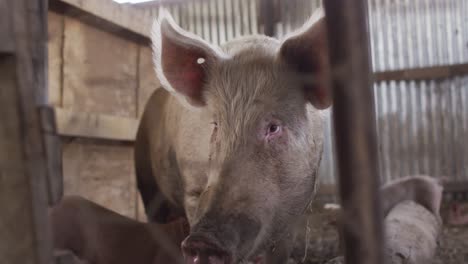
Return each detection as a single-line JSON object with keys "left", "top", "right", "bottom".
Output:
{"left": 323, "top": 1, "right": 384, "bottom": 264}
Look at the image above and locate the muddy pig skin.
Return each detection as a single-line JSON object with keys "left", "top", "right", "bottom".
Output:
{"left": 382, "top": 176, "right": 443, "bottom": 264}
{"left": 49, "top": 195, "right": 188, "bottom": 264}
{"left": 135, "top": 6, "right": 331, "bottom": 264}
{"left": 324, "top": 175, "right": 443, "bottom": 264}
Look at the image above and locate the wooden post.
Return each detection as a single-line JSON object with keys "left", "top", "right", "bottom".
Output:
{"left": 0, "top": 0, "right": 55, "bottom": 263}
{"left": 323, "top": 1, "right": 384, "bottom": 264}
{"left": 259, "top": 0, "right": 275, "bottom": 37}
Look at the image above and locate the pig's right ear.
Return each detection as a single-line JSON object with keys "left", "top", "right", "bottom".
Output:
{"left": 279, "top": 9, "right": 331, "bottom": 109}
{"left": 151, "top": 10, "right": 226, "bottom": 107}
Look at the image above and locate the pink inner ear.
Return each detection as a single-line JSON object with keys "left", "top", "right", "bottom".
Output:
{"left": 162, "top": 36, "right": 207, "bottom": 106}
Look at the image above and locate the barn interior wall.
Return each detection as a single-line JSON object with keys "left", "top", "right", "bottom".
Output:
{"left": 47, "top": 10, "right": 158, "bottom": 219}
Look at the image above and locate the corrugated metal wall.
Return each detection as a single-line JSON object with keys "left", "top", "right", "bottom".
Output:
{"left": 368, "top": 0, "right": 468, "bottom": 184}
{"left": 137, "top": 0, "right": 468, "bottom": 186}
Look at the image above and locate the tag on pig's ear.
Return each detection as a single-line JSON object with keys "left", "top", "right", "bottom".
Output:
{"left": 279, "top": 11, "right": 331, "bottom": 109}
{"left": 151, "top": 9, "right": 225, "bottom": 107}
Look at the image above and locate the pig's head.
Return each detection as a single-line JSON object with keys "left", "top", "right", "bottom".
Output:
{"left": 151, "top": 9, "right": 330, "bottom": 264}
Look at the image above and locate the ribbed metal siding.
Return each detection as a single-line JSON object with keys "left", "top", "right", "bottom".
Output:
{"left": 138, "top": 0, "right": 468, "bottom": 185}
{"left": 369, "top": 0, "right": 468, "bottom": 71}
{"left": 368, "top": 0, "right": 468, "bottom": 183}
{"left": 155, "top": 0, "right": 259, "bottom": 45}
{"left": 375, "top": 78, "right": 468, "bottom": 183}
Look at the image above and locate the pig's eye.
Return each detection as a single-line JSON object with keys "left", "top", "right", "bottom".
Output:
{"left": 266, "top": 123, "right": 282, "bottom": 141}
{"left": 268, "top": 124, "right": 280, "bottom": 134}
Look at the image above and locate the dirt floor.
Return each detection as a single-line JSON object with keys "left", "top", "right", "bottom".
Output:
{"left": 288, "top": 199, "right": 468, "bottom": 264}
{"left": 433, "top": 226, "right": 468, "bottom": 264}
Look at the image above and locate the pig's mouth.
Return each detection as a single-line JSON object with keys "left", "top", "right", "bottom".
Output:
{"left": 181, "top": 234, "right": 232, "bottom": 264}
{"left": 181, "top": 235, "right": 267, "bottom": 264}
{"left": 251, "top": 255, "right": 266, "bottom": 264}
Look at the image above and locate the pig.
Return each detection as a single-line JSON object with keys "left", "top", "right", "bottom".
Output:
{"left": 135, "top": 8, "right": 331, "bottom": 264}
{"left": 49, "top": 195, "right": 188, "bottom": 264}
{"left": 323, "top": 175, "right": 443, "bottom": 264}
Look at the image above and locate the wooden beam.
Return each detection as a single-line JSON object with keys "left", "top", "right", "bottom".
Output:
{"left": 374, "top": 63, "right": 468, "bottom": 82}
{"left": 259, "top": 0, "right": 276, "bottom": 37}
{"left": 54, "top": 108, "right": 138, "bottom": 141}
{"left": 0, "top": 0, "right": 14, "bottom": 53}
{"left": 444, "top": 181, "right": 468, "bottom": 193}
{"left": 0, "top": 0, "right": 52, "bottom": 263}
{"left": 39, "top": 106, "right": 63, "bottom": 206}
{"left": 50, "top": 0, "right": 152, "bottom": 43}
{"left": 324, "top": 1, "right": 384, "bottom": 264}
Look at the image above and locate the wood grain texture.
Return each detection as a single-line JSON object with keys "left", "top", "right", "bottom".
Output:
{"left": 0, "top": 1, "right": 51, "bottom": 263}
{"left": 374, "top": 63, "right": 468, "bottom": 82}
{"left": 51, "top": 0, "right": 152, "bottom": 39}
{"left": 54, "top": 108, "right": 138, "bottom": 141}
{"left": 324, "top": 1, "right": 384, "bottom": 263}
{"left": 62, "top": 16, "right": 138, "bottom": 117}
{"left": 0, "top": 0, "right": 14, "bottom": 53}
{"left": 0, "top": 55, "right": 40, "bottom": 264}
{"left": 62, "top": 139, "right": 137, "bottom": 219}
{"left": 138, "top": 46, "right": 161, "bottom": 117}
{"left": 39, "top": 106, "right": 64, "bottom": 206}
{"left": 47, "top": 11, "right": 64, "bottom": 106}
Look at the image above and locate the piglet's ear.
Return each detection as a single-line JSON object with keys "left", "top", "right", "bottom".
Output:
{"left": 151, "top": 10, "right": 225, "bottom": 107}
{"left": 279, "top": 10, "right": 331, "bottom": 109}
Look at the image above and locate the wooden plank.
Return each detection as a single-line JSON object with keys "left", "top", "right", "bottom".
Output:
{"left": 62, "top": 139, "right": 137, "bottom": 219}
{"left": 444, "top": 181, "right": 468, "bottom": 193}
{"left": 39, "top": 106, "right": 63, "bottom": 206}
{"left": 0, "top": 0, "right": 14, "bottom": 53}
{"left": 138, "top": 46, "right": 161, "bottom": 117}
{"left": 0, "top": 55, "right": 41, "bottom": 264}
{"left": 62, "top": 15, "right": 138, "bottom": 118}
{"left": 0, "top": 1, "right": 51, "bottom": 264}
{"left": 50, "top": 0, "right": 152, "bottom": 42}
{"left": 374, "top": 63, "right": 468, "bottom": 82}
{"left": 54, "top": 108, "right": 138, "bottom": 141}
{"left": 47, "top": 11, "right": 64, "bottom": 107}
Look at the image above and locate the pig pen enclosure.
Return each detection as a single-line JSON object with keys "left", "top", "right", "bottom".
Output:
{"left": 1, "top": 0, "right": 468, "bottom": 264}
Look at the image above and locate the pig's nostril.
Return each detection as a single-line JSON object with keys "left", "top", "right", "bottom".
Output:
{"left": 181, "top": 235, "right": 231, "bottom": 264}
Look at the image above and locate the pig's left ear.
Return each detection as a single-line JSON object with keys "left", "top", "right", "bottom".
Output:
{"left": 151, "top": 9, "right": 225, "bottom": 107}
{"left": 279, "top": 11, "right": 331, "bottom": 109}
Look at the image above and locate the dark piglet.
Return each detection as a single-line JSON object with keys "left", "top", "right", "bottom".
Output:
{"left": 49, "top": 195, "right": 188, "bottom": 264}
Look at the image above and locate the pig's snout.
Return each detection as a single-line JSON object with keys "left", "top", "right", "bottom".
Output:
{"left": 181, "top": 213, "right": 261, "bottom": 264}
{"left": 181, "top": 234, "right": 231, "bottom": 264}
